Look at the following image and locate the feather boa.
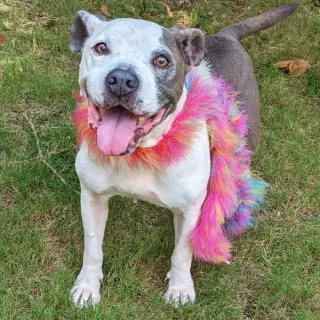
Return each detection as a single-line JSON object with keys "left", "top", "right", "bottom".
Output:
{"left": 73, "top": 62, "right": 268, "bottom": 263}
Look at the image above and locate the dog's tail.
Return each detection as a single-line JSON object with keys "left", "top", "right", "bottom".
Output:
{"left": 217, "top": 3, "right": 299, "bottom": 41}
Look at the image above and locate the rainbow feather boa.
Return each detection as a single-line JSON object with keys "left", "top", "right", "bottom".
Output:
{"left": 73, "top": 62, "right": 268, "bottom": 264}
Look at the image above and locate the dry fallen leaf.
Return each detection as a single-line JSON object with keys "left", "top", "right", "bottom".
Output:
{"left": 274, "top": 60, "right": 293, "bottom": 68}
{"left": 0, "top": 34, "right": 6, "bottom": 44}
{"left": 288, "top": 59, "right": 311, "bottom": 77}
{"left": 126, "top": 6, "right": 135, "bottom": 14}
{"left": 275, "top": 59, "right": 311, "bottom": 77}
{"left": 101, "top": 5, "right": 111, "bottom": 17}
{"left": 166, "top": 6, "right": 174, "bottom": 17}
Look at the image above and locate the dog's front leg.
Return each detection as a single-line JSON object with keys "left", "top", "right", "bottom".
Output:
{"left": 165, "top": 195, "right": 205, "bottom": 306}
{"left": 71, "top": 186, "right": 110, "bottom": 307}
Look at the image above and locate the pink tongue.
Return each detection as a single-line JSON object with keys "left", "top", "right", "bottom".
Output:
{"left": 97, "top": 108, "right": 138, "bottom": 156}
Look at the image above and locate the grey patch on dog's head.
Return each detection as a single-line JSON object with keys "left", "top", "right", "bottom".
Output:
{"left": 155, "top": 27, "right": 205, "bottom": 114}
{"left": 153, "top": 29, "right": 188, "bottom": 115}
{"left": 70, "top": 10, "right": 107, "bottom": 52}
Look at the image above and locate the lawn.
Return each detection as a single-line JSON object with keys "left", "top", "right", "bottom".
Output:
{"left": 0, "top": 0, "right": 319, "bottom": 319}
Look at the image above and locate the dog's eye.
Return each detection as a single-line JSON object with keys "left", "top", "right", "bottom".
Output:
{"left": 94, "top": 42, "right": 109, "bottom": 55}
{"left": 154, "top": 55, "right": 170, "bottom": 68}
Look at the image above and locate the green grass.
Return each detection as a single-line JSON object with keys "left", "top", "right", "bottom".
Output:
{"left": 0, "top": 0, "right": 319, "bottom": 319}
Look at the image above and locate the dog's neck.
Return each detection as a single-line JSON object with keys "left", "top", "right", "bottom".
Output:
{"left": 138, "top": 85, "right": 187, "bottom": 148}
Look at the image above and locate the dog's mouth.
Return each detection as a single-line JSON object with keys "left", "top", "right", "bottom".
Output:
{"left": 88, "top": 101, "right": 167, "bottom": 156}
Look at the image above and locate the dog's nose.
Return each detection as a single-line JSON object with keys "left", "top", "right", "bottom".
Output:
{"left": 106, "top": 68, "right": 139, "bottom": 97}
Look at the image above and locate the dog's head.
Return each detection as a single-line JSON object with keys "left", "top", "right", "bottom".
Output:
{"left": 70, "top": 11, "right": 205, "bottom": 156}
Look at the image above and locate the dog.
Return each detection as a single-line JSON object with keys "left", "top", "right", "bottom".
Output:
{"left": 69, "top": 3, "right": 299, "bottom": 307}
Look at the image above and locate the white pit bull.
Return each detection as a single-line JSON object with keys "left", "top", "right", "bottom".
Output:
{"left": 69, "top": 4, "right": 298, "bottom": 307}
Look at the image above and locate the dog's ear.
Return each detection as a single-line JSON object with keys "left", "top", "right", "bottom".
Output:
{"left": 169, "top": 24, "right": 186, "bottom": 32}
{"left": 174, "top": 28, "right": 205, "bottom": 67}
{"left": 70, "top": 10, "right": 107, "bottom": 52}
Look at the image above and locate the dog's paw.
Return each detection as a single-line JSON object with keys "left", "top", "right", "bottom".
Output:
{"left": 164, "top": 285, "right": 196, "bottom": 306}
{"left": 71, "top": 274, "right": 102, "bottom": 307}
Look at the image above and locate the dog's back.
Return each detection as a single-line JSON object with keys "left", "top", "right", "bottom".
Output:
{"left": 205, "top": 3, "right": 299, "bottom": 152}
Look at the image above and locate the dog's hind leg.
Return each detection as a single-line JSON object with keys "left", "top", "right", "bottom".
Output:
{"left": 71, "top": 186, "right": 110, "bottom": 307}
{"left": 164, "top": 194, "right": 206, "bottom": 306}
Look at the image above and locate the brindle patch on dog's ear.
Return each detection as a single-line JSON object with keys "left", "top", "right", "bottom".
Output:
{"left": 70, "top": 10, "right": 107, "bottom": 52}
{"left": 174, "top": 28, "right": 205, "bottom": 66}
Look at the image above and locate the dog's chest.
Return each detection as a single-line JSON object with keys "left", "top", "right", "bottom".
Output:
{"left": 109, "top": 170, "right": 166, "bottom": 206}
{"left": 76, "top": 123, "right": 211, "bottom": 210}
{"left": 76, "top": 146, "right": 174, "bottom": 207}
